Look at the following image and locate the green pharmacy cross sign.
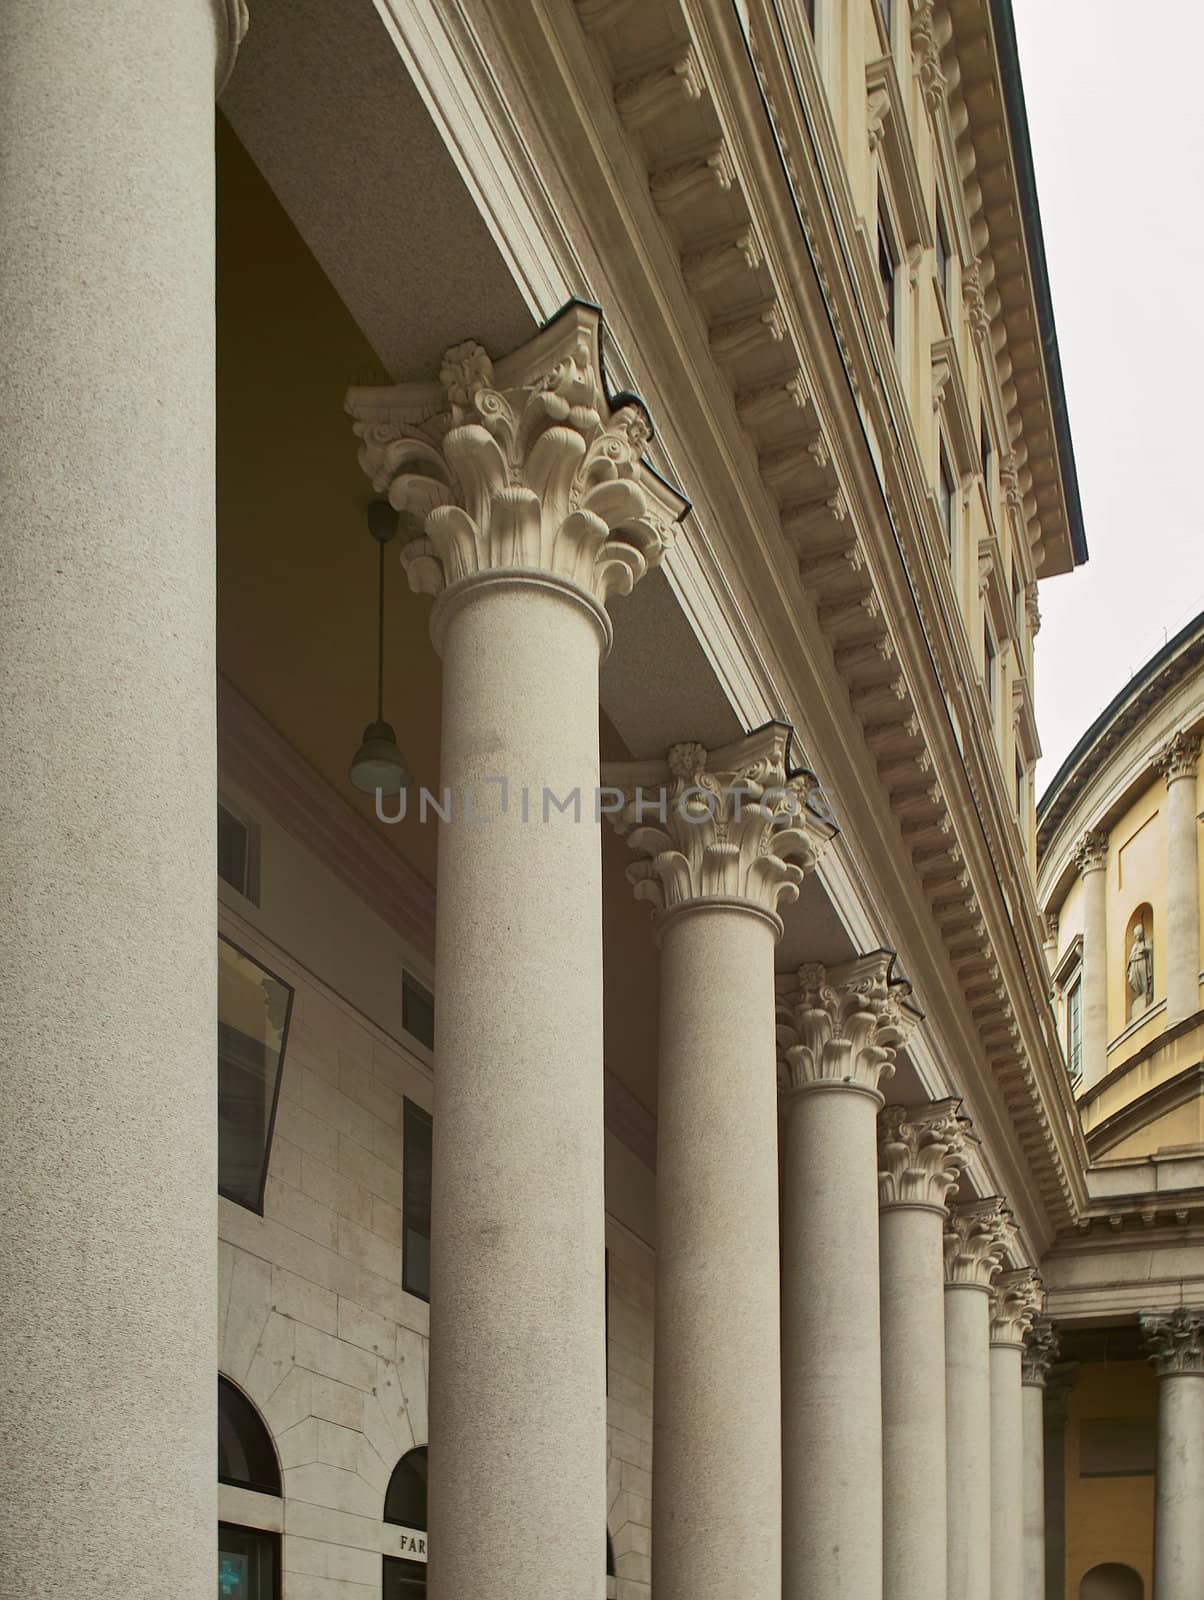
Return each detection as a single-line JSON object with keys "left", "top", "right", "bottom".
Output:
{"left": 219, "top": 1554, "right": 247, "bottom": 1597}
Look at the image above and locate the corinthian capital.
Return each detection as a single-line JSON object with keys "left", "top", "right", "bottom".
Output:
{"left": 777, "top": 951, "right": 917, "bottom": 1098}
{"left": 604, "top": 725, "right": 833, "bottom": 931}
{"left": 944, "top": 1196, "right": 1013, "bottom": 1288}
{"left": 1141, "top": 1307, "right": 1204, "bottom": 1376}
{"left": 1155, "top": 730, "right": 1200, "bottom": 786}
{"left": 878, "top": 1098, "right": 977, "bottom": 1211}
{"left": 1075, "top": 830, "right": 1108, "bottom": 875}
{"left": 991, "top": 1267, "right": 1043, "bottom": 1347}
{"left": 1022, "top": 1316, "right": 1060, "bottom": 1387}
{"left": 346, "top": 303, "right": 688, "bottom": 635}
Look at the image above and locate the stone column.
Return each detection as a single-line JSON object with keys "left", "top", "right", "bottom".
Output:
{"left": 776, "top": 955, "right": 918, "bottom": 1600}
{"left": 609, "top": 729, "right": 832, "bottom": 1600}
{"left": 1156, "top": 733, "right": 1201, "bottom": 1025}
{"left": 1141, "top": 1308, "right": 1204, "bottom": 1600}
{"left": 349, "top": 307, "right": 687, "bottom": 1599}
{"left": 1021, "top": 1317, "right": 1060, "bottom": 1600}
{"left": 877, "top": 1100, "right": 976, "bottom": 1600}
{"left": 0, "top": 6, "right": 242, "bottom": 1598}
{"left": 990, "top": 1268, "right": 1042, "bottom": 1600}
{"left": 1043, "top": 1365, "right": 1075, "bottom": 1600}
{"left": 1077, "top": 831, "right": 1109, "bottom": 1086}
{"left": 945, "top": 1197, "right": 1013, "bottom": 1600}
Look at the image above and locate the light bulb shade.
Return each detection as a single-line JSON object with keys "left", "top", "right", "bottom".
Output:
{"left": 349, "top": 720, "right": 411, "bottom": 795}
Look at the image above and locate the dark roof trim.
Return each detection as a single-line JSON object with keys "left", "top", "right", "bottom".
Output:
{"left": 989, "top": 0, "right": 1088, "bottom": 568}
{"left": 1037, "top": 606, "right": 1204, "bottom": 820}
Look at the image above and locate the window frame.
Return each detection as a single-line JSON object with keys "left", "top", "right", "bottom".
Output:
{"left": 217, "top": 935, "right": 294, "bottom": 1217}
{"left": 934, "top": 201, "right": 951, "bottom": 307}
{"left": 218, "top": 1522, "right": 281, "bottom": 1600}
{"left": 983, "top": 623, "right": 996, "bottom": 721}
{"left": 937, "top": 440, "right": 955, "bottom": 560}
{"left": 876, "top": 192, "right": 899, "bottom": 348}
{"left": 402, "top": 1097, "right": 433, "bottom": 1303}
{"left": 1065, "top": 975, "right": 1083, "bottom": 1082}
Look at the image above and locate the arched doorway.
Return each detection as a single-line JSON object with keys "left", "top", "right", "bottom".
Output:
{"left": 1080, "top": 1563, "right": 1143, "bottom": 1600}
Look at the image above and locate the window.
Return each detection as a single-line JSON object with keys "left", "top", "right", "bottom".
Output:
{"left": 385, "top": 1448, "right": 428, "bottom": 1597}
{"left": 934, "top": 203, "right": 950, "bottom": 304}
{"left": 217, "top": 1380, "right": 281, "bottom": 1600}
{"left": 403, "top": 1099, "right": 433, "bottom": 1301}
{"left": 877, "top": 0, "right": 891, "bottom": 37}
{"left": 1066, "top": 978, "right": 1082, "bottom": 1081}
{"left": 983, "top": 624, "right": 996, "bottom": 719}
{"left": 219, "top": 1377, "right": 282, "bottom": 1495}
{"left": 1015, "top": 752, "right": 1025, "bottom": 816}
{"left": 937, "top": 444, "right": 954, "bottom": 557}
{"left": 220, "top": 1524, "right": 280, "bottom": 1600}
{"left": 402, "top": 971, "right": 435, "bottom": 1051}
{"left": 802, "top": 0, "right": 815, "bottom": 29}
{"left": 218, "top": 938, "right": 293, "bottom": 1212}
{"left": 877, "top": 197, "right": 897, "bottom": 346}
{"left": 218, "top": 802, "right": 256, "bottom": 900}
{"left": 981, "top": 412, "right": 993, "bottom": 504}
{"left": 1011, "top": 562, "right": 1023, "bottom": 632}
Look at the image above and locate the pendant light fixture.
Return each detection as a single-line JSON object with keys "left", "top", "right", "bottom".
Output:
{"left": 349, "top": 499, "right": 412, "bottom": 796}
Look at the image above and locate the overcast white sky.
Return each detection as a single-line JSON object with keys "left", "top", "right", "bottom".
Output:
{"left": 1010, "top": 0, "right": 1204, "bottom": 794}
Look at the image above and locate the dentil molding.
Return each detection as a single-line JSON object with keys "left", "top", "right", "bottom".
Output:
{"left": 878, "top": 1097, "right": 977, "bottom": 1209}
{"left": 777, "top": 951, "right": 917, "bottom": 1098}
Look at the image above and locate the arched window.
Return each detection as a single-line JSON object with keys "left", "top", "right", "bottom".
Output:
{"left": 1080, "top": 1563, "right": 1143, "bottom": 1600}
{"left": 1124, "top": 904, "right": 1155, "bottom": 1022}
{"left": 383, "top": 1448, "right": 428, "bottom": 1599}
{"left": 218, "top": 1377, "right": 281, "bottom": 1600}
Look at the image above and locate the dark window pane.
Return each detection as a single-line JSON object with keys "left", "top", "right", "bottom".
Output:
{"left": 878, "top": 0, "right": 891, "bottom": 35}
{"left": 935, "top": 207, "right": 949, "bottom": 302}
{"left": 403, "top": 1100, "right": 433, "bottom": 1301}
{"left": 937, "top": 446, "right": 953, "bottom": 555}
{"left": 383, "top": 1556, "right": 427, "bottom": 1598}
{"left": 218, "top": 1524, "right": 278, "bottom": 1600}
{"left": 385, "top": 1446, "right": 428, "bottom": 1529}
{"left": 218, "top": 804, "right": 250, "bottom": 897}
{"left": 1067, "top": 980, "right": 1082, "bottom": 1079}
{"left": 402, "top": 972, "right": 435, "bottom": 1050}
{"left": 877, "top": 209, "right": 896, "bottom": 344}
{"left": 218, "top": 1377, "right": 281, "bottom": 1495}
{"left": 218, "top": 938, "right": 292, "bottom": 1212}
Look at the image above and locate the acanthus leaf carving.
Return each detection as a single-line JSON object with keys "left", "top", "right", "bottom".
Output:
{"left": 991, "top": 1266, "right": 1043, "bottom": 1347}
{"left": 1155, "top": 730, "right": 1200, "bottom": 786}
{"left": 346, "top": 304, "right": 688, "bottom": 620}
{"left": 1022, "top": 1316, "right": 1060, "bottom": 1387}
{"left": 1141, "top": 1307, "right": 1204, "bottom": 1376}
{"left": 777, "top": 951, "right": 917, "bottom": 1097}
{"left": 944, "top": 1196, "right": 1013, "bottom": 1287}
{"left": 878, "top": 1097, "right": 977, "bottom": 1210}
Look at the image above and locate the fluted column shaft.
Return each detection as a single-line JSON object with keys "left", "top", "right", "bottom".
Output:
{"left": 779, "top": 956, "right": 916, "bottom": 1600}
{"left": 0, "top": 6, "right": 237, "bottom": 1596}
{"left": 1078, "top": 833, "right": 1108, "bottom": 1086}
{"left": 1143, "top": 1309, "right": 1204, "bottom": 1600}
{"left": 945, "top": 1200, "right": 1013, "bottom": 1600}
{"left": 878, "top": 1101, "right": 974, "bottom": 1600}
{"left": 350, "top": 307, "right": 688, "bottom": 1599}
{"left": 989, "top": 1271, "right": 1040, "bottom": 1600}
{"left": 610, "top": 729, "right": 832, "bottom": 1600}
{"left": 1159, "top": 736, "right": 1201, "bottom": 1024}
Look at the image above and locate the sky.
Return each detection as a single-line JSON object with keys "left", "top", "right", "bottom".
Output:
{"left": 1010, "top": 0, "right": 1204, "bottom": 794}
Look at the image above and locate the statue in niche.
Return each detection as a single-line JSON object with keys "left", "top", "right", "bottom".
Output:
{"left": 1127, "top": 922, "right": 1153, "bottom": 1018}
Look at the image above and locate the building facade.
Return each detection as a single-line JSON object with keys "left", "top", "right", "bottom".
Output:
{"left": 2, "top": 4, "right": 1201, "bottom": 1600}
{"left": 1037, "top": 612, "right": 1204, "bottom": 1597}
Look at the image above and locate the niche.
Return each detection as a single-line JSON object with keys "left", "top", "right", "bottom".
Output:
{"left": 1124, "top": 904, "right": 1155, "bottom": 1022}
{"left": 1080, "top": 1562, "right": 1143, "bottom": 1600}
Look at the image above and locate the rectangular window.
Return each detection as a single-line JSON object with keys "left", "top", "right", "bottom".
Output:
{"left": 219, "top": 1524, "right": 280, "bottom": 1600}
{"left": 402, "top": 971, "right": 435, "bottom": 1051}
{"left": 981, "top": 412, "right": 993, "bottom": 503}
{"left": 1012, "top": 563, "right": 1023, "bottom": 632}
{"left": 218, "top": 802, "right": 259, "bottom": 905}
{"left": 803, "top": 0, "right": 815, "bottom": 29}
{"left": 937, "top": 444, "right": 954, "bottom": 558}
{"left": 403, "top": 1098, "right": 433, "bottom": 1302}
{"left": 984, "top": 625, "right": 996, "bottom": 719}
{"left": 1015, "top": 752, "right": 1025, "bottom": 815}
{"left": 877, "top": 0, "right": 891, "bottom": 36}
{"left": 218, "top": 938, "right": 293, "bottom": 1213}
{"left": 935, "top": 204, "right": 950, "bottom": 304}
{"left": 383, "top": 1555, "right": 427, "bottom": 1598}
{"left": 1066, "top": 978, "right": 1082, "bottom": 1081}
{"left": 877, "top": 199, "right": 897, "bottom": 346}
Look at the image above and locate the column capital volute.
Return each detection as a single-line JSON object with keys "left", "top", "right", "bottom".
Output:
{"left": 213, "top": 0, "right": 249, "bottom": 95}
{"left": 944, "top": 1195, "right": 1014, "bottom": 1289}
{"left": 991, "top": 1267, "right": 1043, "bottom": 1349}
{"left": 1141, "top": 1307, "right": 1204, "bottom": 1376}
{"left": 1155, "top": 730, "right": 1201, "bottom": 787}
{"left": 1022, "top": 1315, "right": 1060, "bottom": 1387}
{"left": 604, "top": 724, "right": 835, "bottom": 933}
{"left": 877, "top": 1098, "right": 977, "bottom": 1211}
{"left": 776, "top": 950, "right": 918, "bottom": 1100}
{"left": 345, "top": 302, "right": 689, "bottom": 648}
{"left": 1075, "top": 829, "right": 1108, "bottom": 875}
